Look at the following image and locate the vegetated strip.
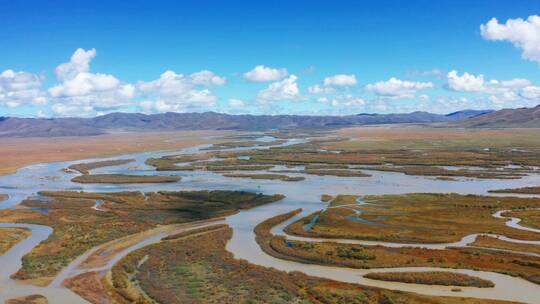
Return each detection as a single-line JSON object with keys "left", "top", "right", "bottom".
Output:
{"left": 489, "top": 186, "right": 540, "bottom": 194}
{"left": 253, "top": 209, "right": 540, "bottom": 286}
{"left": 0, "top": 227, "right": 31, "bottom": 255}
{"left": 104, "top": 225, "right": 501, "bottom": 304}
{"left": 68, "top": 159, "right": 135, "bottom": 174}
{"left": 364, "top": 271, "right": 494, "bottom": 288}
{"left": 71, "top": 174, "right": 181, "bottom": 184}
{"left": 222, "top": 173, "right": 305, "bottom": 182}
{"left": 5, "top": 190, "right": 284, "bottom": 283}
{"left": 162, "top": 224, "right": 229, "bottom": 241}
{"left": 471, "top": 235, "right": 540, "bottom": 255}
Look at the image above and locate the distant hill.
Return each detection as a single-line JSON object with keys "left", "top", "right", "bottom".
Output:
{"left": 444, "top": 109, "right": 493, "bottom": 120}
{"left": 0, "top": 110, "right": 491, "bottom": 137}
{"left": 453, "top": 105, "right": 540, "bottom": 128}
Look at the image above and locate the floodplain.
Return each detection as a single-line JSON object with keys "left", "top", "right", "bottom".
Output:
{"left": 0, "top": 126, "right": 539, "bottom": 304}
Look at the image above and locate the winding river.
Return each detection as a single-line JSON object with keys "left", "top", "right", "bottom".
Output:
{"left": 1, "top": 135, "right": 540, "bottom": 303}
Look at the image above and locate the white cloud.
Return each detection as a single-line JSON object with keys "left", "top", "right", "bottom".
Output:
{"left": 257, "top": 75, "right": 300, "bottom": 102}
{"left": 446, "top": 70, "right": 485, "bottom": 92}
{"left": 330, "top": 94, "right": 366, "bottom": 107}
{"left": 323, "top": 74, "right": 357, "bottom": 86}
{"left": 52, "top": 103, "right": 97, "bottom": 117}
{"left": 481, "top": 15, "right": 540, "bottom": 66}
{"left": 365, "top": 77, "right": 433, "bottom": 99}
{"left": 243, "top": 65, "right": 288, "bottom": 82}
{"left": 138, "top": 69, "right": 225, "bottom": 112}
{"left": 308, "top": 74, "right": 357, "bottom": 95}
{"left": 520, "top": 86, "right": 540, "bottom": 100}
{"left": 445, "top": 70, "right": 536, "bottom": 106}
{"left": 308, "top": 84, "right": 335, "bottom": 94}
{"left": 0, "top": 69, "right": 48, "bottom": 107}
{"left": 55, "top": 48, "right": 96, "bottom": 81}
{"left": 191, "top": 70, "right": 226, "bottom": 86}
{"left": 49, "top": 48, "right": 135, "bottom": 116}
{"left": 228, "top": 98, "right": 246, "bottom": 107}
{"left": 498, "top": 78, "right": 532, "bottom": 88}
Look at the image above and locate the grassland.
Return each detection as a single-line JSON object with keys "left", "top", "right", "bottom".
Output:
{"left": 358, "top": 165, "right": 525, "bottom": 179}
{"left": 364, "top": 272, "right": 494, "bottom": 288}
{"left": 222, "top": 173, "right": 305, "bottom": 181}
{"left": 257, "top": 211, "right": 540, "bottom": 285}
{"left": 67, "top": 159, "right": 135, "bottom": 174}
{"left": 286, "top": 194, "right": 540, "bottom": 243}
{"left": 71, "top": 173, "right": 181, "bottom": 184}
{"left": 0, "top": 227, "right": 31, "bottom": 255}
{"left": 489, "top": 186, "right": 540, "bottom": 194}
{"left": 107, "top": 226, "right": 509, "bottom": 304}
{"left": 202, "top": 139, "right": 286, "bottom": 150}
{"left": 5, "top": 294, "right": 48, "bottom": 304}
{"left": 141, "top": 127, "right": 540, "bottom": 181}
{"left": 0, "top": 130, "right": 230, "bottom": 176}
{"left": 471, "top": 235, "right": 540, "bottom": 255}
{"left": 0, "top": 190, "right": 283, "bottom": 284}
{"left": 277, "top": 169, "right": 372, "bottom": 177}
{"left": 505, "top": 209, "right": 540, "bottom": 230}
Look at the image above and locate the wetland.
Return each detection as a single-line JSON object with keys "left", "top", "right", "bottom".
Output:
{"left": 1, "top": 127, "right": 540, "bottom": 304}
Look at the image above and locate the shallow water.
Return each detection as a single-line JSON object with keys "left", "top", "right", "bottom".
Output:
{"left": 1, "top": 136, "right": 540, "bottom": 303}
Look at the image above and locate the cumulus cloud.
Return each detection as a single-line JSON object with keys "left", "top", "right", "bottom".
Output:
{"left": 55, "top": 48, "right": 97, "bottom": 81}
{"left": 481, "top": 15, "right": 540, "bottom": 66}
{"left": 257, "top": 75, "right": 301, "bottom": 102}
{"left": 0, "top": 69, "right": 47, "bottom": 108}
{"left": 191, "top": 70, "right": 226, "bottom": 86}
{"left": 323, "top": 74, "right": 357, "bottom": 86}
{"left": 445, "top": 70, "right": 536, "bottom": 106}
{"left": 228, "top": 98, "right": 246, "bottom": 107}
{"left": 331, "top": 94, "right": 365, "bottom": 107}
{"left": 365, "top": 77, "right": 433, "bottom": 99}
{"left": 308, "top": 74, "right": 357, "bottom": 95}
{"left": 446, "top": 70, "right": 486, "bottom": 92}
{"left": 243, "top": 65, "right": 288, "bottom": 82}
{"left": 520, "top": 86, "right": 540, "bottom": 100}
{"left": 138, "top": 70, "right": 225, "bottom": 112}
{"left": 49, "top": 48, "right": 135, "bottom": 116}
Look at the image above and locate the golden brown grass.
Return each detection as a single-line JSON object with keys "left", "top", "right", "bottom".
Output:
{"left": 71, "top": 174, "right": 181, "bottom": 184}
{"left": 364, "top": 271, "right": 494, "bottom": 288}
{"left": 286, "top": 194, "right": 540, "bottom": 243}
{"left": 0, "top": 190, "right": 283, "bottom": 284}
{"left": 5, "top": 295, "right": 48, "bottom": 304}
{"left": 489, "top": 186, "right": 540, "bottom": 194}
{"left": 505, "top": 209, "right": 540, "bottom": 230}
{"left": 109, "top": 226, "right": 511, "bottom": 304}
{"left": 222, "top": 173, "right": 305, "bottom": 181}
{"left": 68, "top": 159, "right": 134, "bottom": 174}
{"left": 0, "top": 227, "right": 31, "bottom": 255}
{"left": 471, "top": 235, "right": 540, "bottom": 255}
{"left": 0, "top": 130, "right": 230, "bottom": 176}
{"left": 258, "top": 210, "right": 540, "bottom": 285}
{"left": 63, "top": 272, "right": 106, "bottom": 304}
{"left": 336, "top": 126, "right": 540, "bottom": 149}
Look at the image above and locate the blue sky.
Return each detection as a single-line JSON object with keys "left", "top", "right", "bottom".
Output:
{"left": 1, "top": 0, "right": 540, "bottom": 117}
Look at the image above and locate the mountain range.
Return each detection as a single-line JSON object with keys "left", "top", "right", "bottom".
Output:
{"left": 0, "top": 107, "right": 536, "bottom": 137}
{"left": 450, "top": 105, "right": 540, "bottom": 128}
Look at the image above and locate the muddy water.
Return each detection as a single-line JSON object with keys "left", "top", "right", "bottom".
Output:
{"left": 1, "top": 136, "right": 540, "bottom": 303}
